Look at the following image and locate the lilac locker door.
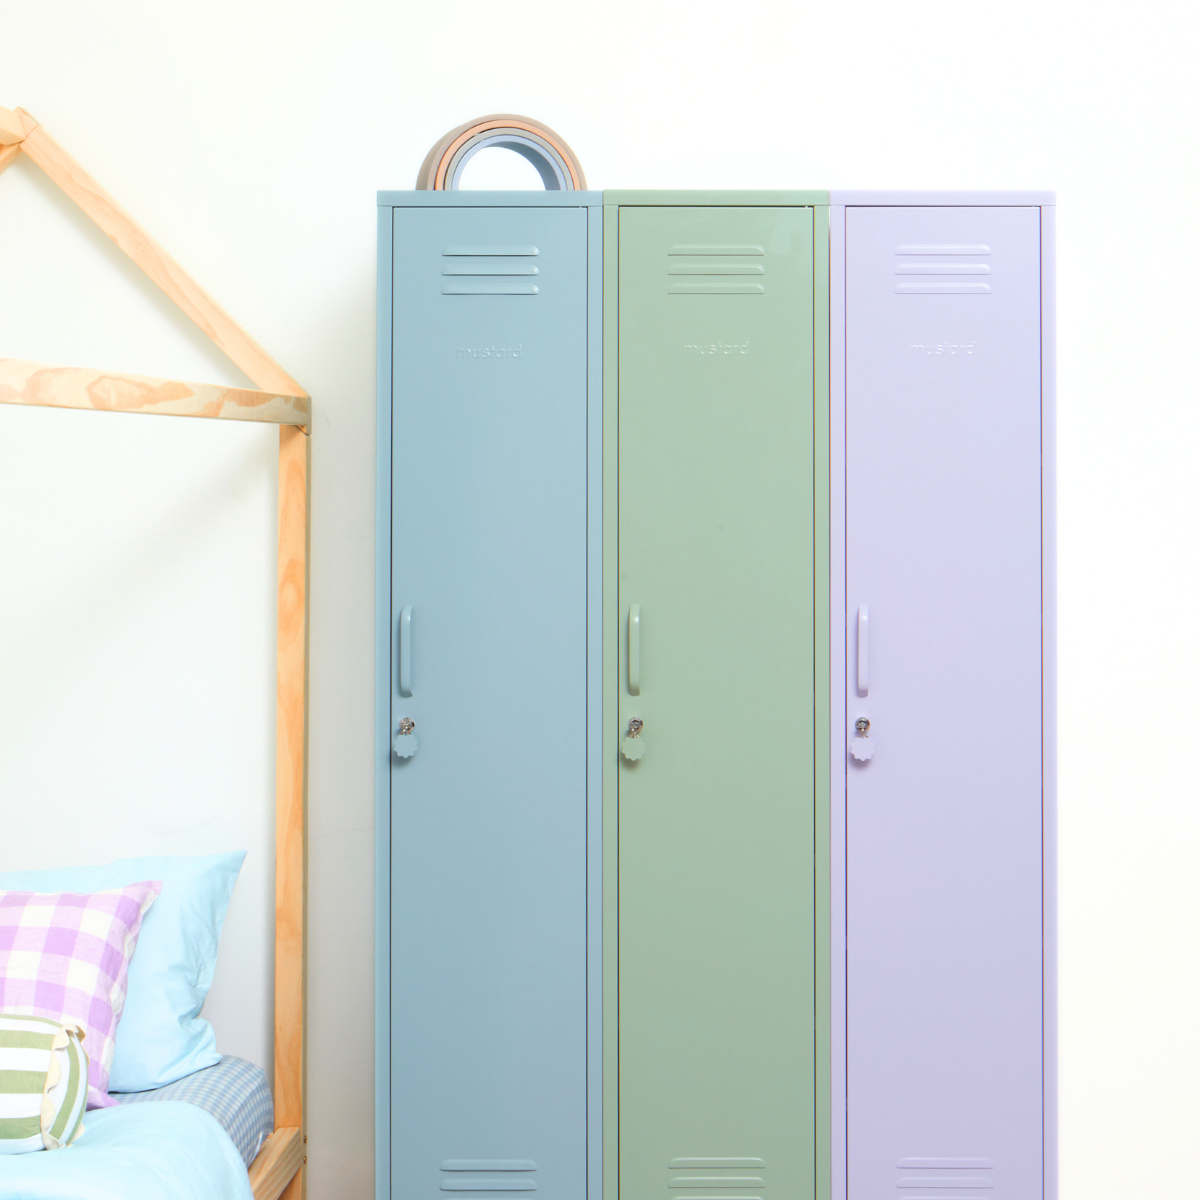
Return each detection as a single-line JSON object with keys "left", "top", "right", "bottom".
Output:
{"left": 844, "top": 207, "right": 1044, "bottom": 1197}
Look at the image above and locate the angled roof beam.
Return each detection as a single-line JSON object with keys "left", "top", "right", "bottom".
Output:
{"left": 0, "top": 104, "right": 310, "bottom": 1199}
{"left": 0, "top": 106, "right": 307, "bottom": 401}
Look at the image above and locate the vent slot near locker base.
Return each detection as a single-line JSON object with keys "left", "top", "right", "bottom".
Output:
{"left": 894, "top": 242, "right": 991, "bottom": 294}
{"left": 895, "top": 1156, "right": 993, "bottom": 1191}
{"left": 896, "top": 282, "right": 990, "bottom": 294}
{"left": 443, "top": 283, "right": 539, "bottom": 295}
{"left": 896, "top": 245, "right": 990, "bottom": 255}
{"left": 669, "top": 1160, "right": 766, "bottom": 1169}
{"left": 443, "top": 245, "right": 539, "bottom": 257}
{"left": 668, "top": 1157, "right": 765, "bottom": 1200}
{"left": 671, "top": 284, "right": 765, "bottom": 294}
{"left": 895, "top": 264, "right": 990, "bottom": 275}
{"left": 668, "top": 245, "right": 765, "bottom": 295}
{"left": 440, "top": 1160, "right": 537, "bottom": 1192}
{"left": 443, "top": 264, "right": 539, "bottom": 276}
{"left": 897, "top": 1158, "right": 993, "bottom": 1169}
{"left": 669, "top": 265, "right": 765, "bottom": 276}
{"left": 443, "top": 245, "right": 540, "bottom": 296}
{"left": 670, "top": 245, "right": 764, "bottom": 256}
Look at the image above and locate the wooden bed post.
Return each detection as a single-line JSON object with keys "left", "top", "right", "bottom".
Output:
{"left": 275, "top": 423, "right": 310, "bottom": 1199}
{"left": 0, "top": 104, "right": 310, "bottom": 1200}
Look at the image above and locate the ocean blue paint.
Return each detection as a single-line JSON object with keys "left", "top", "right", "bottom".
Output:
{"left": 376, "top": 193, "right": 602, "bottom": 1200}
{"left": 374, "top": 199, "right": 395, "bottom": 1200}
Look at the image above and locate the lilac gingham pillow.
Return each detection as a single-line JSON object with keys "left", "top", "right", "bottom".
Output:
{"left": 0, "top": 883, "right": 161, "bottom": 1110}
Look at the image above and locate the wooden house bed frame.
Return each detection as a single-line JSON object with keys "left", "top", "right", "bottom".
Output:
{"left": 0, "top": 106, "right": 309, "bottom": 1200}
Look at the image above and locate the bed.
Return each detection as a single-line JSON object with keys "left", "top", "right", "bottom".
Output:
{"left": 0, "top": 105, "right": 310, "bottom": 1200}
{"left": 112, "top": 1056, "right": 276, "bottom": 1169}
{"left": 0, "top": 1103, "right": 253, "bottom": 1200}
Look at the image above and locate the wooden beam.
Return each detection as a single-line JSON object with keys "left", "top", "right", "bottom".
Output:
{"left": 0, "top": 108, "right": 311, "bottom": 1196}
{"left": 0, "top": 358, "right": 310, "bottom": 424}
{"left": 248, "top": 1127, "right": 304, "bottom": 1200}
{"left": 275, "top": 424, "right": 309, "bottom": 1200}
{"left": 14, "top": 110, "right": 307, "bottom": 399}
{"left": 0, "top": 106, "right": 27, "bottom": 145}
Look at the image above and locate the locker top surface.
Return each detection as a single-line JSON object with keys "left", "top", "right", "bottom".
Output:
{"left": 605, "top": 189, "right": 827, "bottom": 206}
{"left": 379, "top": 190, "right": 602, "bottom": 207}
{"left": 830, "top": 189, "right": 1054, "bottom": 205}
{"left": 380, "top": 189, "right": 1051, "bottom": 207}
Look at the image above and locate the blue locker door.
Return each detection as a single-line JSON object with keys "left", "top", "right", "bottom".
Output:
{"left": 390, "top": 205, "right": 589, "bottom": 1199}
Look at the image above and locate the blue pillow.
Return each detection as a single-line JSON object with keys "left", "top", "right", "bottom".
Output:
{"left": 0, "top": 851, "right": 246, "bottom": 1092}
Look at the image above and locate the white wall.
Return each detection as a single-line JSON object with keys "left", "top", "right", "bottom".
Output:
{"left": 0, "top": 153, "right": 281, "bottom": 1076}
{"left": 1, "top": 2, "right": 1196, "bottom": 1197}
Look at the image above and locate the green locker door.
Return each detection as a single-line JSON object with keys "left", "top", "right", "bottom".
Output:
{"left": 613, "top": 204, "right": 819, "bottom": 1200}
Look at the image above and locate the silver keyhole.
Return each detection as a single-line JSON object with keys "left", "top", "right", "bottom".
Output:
{"left": 399, "top": 717, "right": 415, "bottom": 735}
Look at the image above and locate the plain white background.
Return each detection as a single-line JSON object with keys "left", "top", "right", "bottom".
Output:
{"left": 0, "top": 1, "right": 1196, "bottom": 1196}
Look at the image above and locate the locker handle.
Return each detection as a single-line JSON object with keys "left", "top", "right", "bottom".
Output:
{"left": 628, "top": 604, "right": 641, "bottom": 696}
{"left": 399, "top": 605, "right": 413, "bottom": 697}
{"left": 856, "top": 604, "right": 869, "bottom": 696}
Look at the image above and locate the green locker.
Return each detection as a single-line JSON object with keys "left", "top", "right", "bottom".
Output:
{"left": 603, "top": 193, "right": 831, "bottom": 1200}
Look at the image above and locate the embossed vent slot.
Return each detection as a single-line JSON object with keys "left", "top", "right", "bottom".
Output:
{"left": 668, "top": 1156, "right": 765, "bottom": 1199}
{"left": 440, "top": 1160, "right": 538, "bottom": 1192}
{"left": 668, "top": 245, "right": 765, "bottom": 295}
{"left": 895, "top": 1155, "right": 993, "bottom": 1190}
{"left": 443, "top": 245, "right": 539, "bottom": 296}
{"left": 894, "top": 243, "right": 991, "bottom": 295}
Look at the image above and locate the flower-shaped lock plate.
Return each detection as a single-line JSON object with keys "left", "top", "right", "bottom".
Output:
{"left": 621, "top": 717, "right": 645, "bottom": 762}
{"left": 393, "top": 716, "right": 418, "bottom": 759}
{"left": 850, "top": 716, "right": 875, "bottom": 762}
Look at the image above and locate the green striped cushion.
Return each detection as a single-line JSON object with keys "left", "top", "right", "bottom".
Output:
{"left": 0, "top": 1013, "right": 88, "bottom": 1153}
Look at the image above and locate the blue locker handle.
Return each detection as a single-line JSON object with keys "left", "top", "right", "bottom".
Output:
{"left": 629, "top": 605, "right": 641, "bottom": 696}
{"left": 399, "top": 606, "right": 413, "bottom": 697}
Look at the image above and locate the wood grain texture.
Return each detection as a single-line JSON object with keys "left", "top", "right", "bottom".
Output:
{"left": 4, "top": 108, "right": 311, "bottom": 1194}
{"left": 15, "top": 110, "right": 307, "bottom": 399}
{"left": 0, "top": 358, "right": 311, "bottom": 424}
{"left": 248, "top": 1127, "right": 304, "bottom": 1200}
{"left": 275, "top": 424, "right": 309, "bottom": 1200}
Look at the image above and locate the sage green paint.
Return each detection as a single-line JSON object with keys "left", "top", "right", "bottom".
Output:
{"left": 604, "top": 190, "right": 828, "bottom": 208}
{"left": 601, "top": 199, "right": 621, "bottom": 1200}
{"left": 812, "top": 204, "right": 831, "bottom": 1200}
{"left": 605, "top": 201, "right": 826, "bottom": 1200}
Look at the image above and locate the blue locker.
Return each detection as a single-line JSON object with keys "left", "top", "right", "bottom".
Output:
{"left": 375, "top": 192, "right": 603, "bottom": 1200}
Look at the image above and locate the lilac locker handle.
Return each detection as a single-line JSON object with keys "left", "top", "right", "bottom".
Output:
{"left": 856, "top": 604, "right": 869, "bottom": 695}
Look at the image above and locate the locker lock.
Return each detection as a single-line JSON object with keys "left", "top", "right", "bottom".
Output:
{"left": 851, "top": 716, "right": 875, "bottom": 763}
{"left": 621, "top": 717, "right": 645, "bottom": 762}
{"left": 394, "top": 717, "right": 418, "bottom": 760}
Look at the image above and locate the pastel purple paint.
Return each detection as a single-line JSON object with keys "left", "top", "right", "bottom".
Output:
{"left": 829, "top": 195, "right": 1055, "bottom": 1200}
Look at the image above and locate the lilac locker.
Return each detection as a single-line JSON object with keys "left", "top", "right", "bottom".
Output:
{"left": 833, "top": 198, "right": 1055, "bottom": 1199}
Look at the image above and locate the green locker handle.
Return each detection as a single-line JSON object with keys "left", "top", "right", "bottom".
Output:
{"left": 629, "top": 604, "right": 641, "bottom": 695}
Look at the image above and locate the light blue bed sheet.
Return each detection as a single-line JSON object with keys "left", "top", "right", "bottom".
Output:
{"left": 0, "top": 1101, "right": 252, "bottom": 1200}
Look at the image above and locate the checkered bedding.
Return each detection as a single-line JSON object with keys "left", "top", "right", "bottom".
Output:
{"left": 111, "top": 1055, "right": 273, "bottom": 1167}
{"left": 0, "top": 884, "right": 161, "bottom": 1109}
